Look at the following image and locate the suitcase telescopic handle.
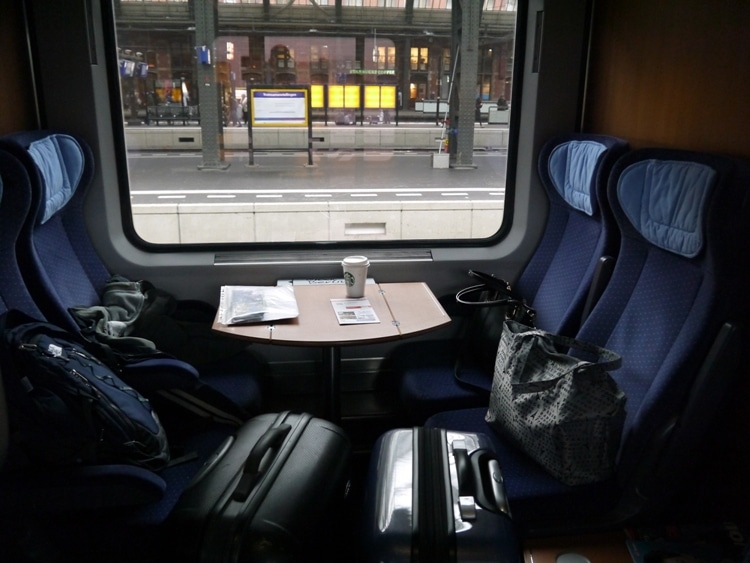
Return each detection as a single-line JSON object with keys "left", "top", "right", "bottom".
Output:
{"left": 232, "top": 423, "right": 292, "bottom": 501}
{"left": 471, "top": 450, "right": 511, "bottom": 517}
{"left": 453, "top": 443, "right": 474, "bottom": 496}
{"left": 486, "top": 458, "right": 511, "bottom": 517}
{"left": 453, "top": 443, "right": 512, "bottom": 517}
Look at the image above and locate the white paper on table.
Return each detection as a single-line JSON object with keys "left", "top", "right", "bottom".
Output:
{"left": 330, "top": 298, "right": 380, "bottom": 325}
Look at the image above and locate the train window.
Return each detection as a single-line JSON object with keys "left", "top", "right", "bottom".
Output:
{"left": 113, "top": 1, "right": 518, "bottom": 246}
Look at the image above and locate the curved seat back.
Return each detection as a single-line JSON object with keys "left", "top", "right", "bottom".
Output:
{"left": 426, "top": 148, "right": 750, "bottom": 532}
{"left": 397, "top": 133, "right": 628, "bottom": 422}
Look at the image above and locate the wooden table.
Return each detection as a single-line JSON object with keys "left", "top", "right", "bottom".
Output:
{"left": 213, "top": 282, "right": 451, "bottom": 421}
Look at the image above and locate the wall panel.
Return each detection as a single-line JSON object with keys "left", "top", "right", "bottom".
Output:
{"left": 585, "top": 0, "right": 750, "bottom": 159}
{"left": 0, "top": 0, "right": 36, "bottom": 134}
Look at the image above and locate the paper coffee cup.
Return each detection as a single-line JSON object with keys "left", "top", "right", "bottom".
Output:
{"left": 342, "top": 255, "right": 369, "bottom": 298}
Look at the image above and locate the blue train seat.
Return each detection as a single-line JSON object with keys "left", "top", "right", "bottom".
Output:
{"left": 0, "top": 130, "right": 265, "bottom": 418}
{"left": 425, "top": 148, "right": 750, "bottom": 534}
{"left": 395, "top": 133, "right": 628, "bottom": 423}
{"left": 0, "top": 144, "right": 246, "bottom": 560}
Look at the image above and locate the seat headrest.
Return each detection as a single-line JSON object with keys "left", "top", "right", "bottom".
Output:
{"left": 547, "top": 140, "right": 607, "bottom": 216}
{"left": 617, "top": 159, "right": 716, "bottom": 258}
{"left": 27, "top": 134, "right": 84, "bottom": 224}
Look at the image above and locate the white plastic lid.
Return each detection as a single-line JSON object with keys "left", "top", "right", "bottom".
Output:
{"left": 342, "top": 255, "right": 369, "bottom": 266}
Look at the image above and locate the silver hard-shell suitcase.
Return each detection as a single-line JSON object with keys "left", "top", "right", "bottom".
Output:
{"left": 363, "top": 427, "right": 521, "bottom": 562}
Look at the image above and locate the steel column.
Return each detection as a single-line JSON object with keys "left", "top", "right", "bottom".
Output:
{"left": 454, "top": 0, "right": 481, "bottom": 168}
{"left": 195, "top": 0, "right": 228, "bottom": 170}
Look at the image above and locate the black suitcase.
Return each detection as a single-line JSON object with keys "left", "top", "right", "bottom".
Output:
{"left": 362, "top": 427, "right": 521, "bottom": 562}
{"left": 166, "top": 411, "right": 351, "bottom": 563}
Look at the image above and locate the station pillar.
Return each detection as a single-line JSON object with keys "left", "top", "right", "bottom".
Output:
{"left": 453, "top": 1, "right": 481, "bottom": 169}
{"left": 195, "top": 0, "right": 229, "bottom": 170}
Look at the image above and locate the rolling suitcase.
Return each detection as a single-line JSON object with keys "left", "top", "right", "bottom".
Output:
{"left": 363, "top": 427, "right": 521, "bottom": 562}
{"left": 166, "top": 411, "right": 351, "bottom": 563}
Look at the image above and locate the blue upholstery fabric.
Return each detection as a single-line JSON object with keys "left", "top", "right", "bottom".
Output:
{"left": 28, "top": 134, "right": 84, "bottom": 225}
{"left": 617, "top": 159, "right": 715, "bottom": 258}
{"left": 427, "top": 408, "right": 619, "bottom": 522}
{"left": 516, "top": 134, "right": 627, "bottom": 329}
{"left": 0, "top": 131, "right": 107, "bottom": 330}
{"left": 1, "top": 429, "right": 229, "bottom": 560}
{"left": 0, "top": 143, "right": 242, "bottom": 560}
{"left": 425, "top": 148, "right": 750, "bottom": 532}
{"left": 0, "top": 150, "right": 45, "bottom": 318}
{"left": 0, "top": 462, "right": 168, "bottom": 514}
{"left": 61, "top": 428, "right": 229, "bottom": 560}
{"left": 397, "top": 134, "right": 628, "bottom": 423}
{"left": 1, "top": 148, "right": 169, "bottom": 514}
{"left": 0, "top": 130, "right": 263, "bottom": 414}
{"left": 547, "top": 139, "right": 607, "bottom": 215}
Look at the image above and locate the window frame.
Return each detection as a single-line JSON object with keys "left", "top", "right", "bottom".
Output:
{"left": 103, "top": 2, "right": 526, "bottom": 253}
{"left": 24, "top": 0, "right": 596, "bottom": 281}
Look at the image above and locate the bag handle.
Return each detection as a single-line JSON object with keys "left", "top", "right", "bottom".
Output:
{"left": 455, "top": 270, "right": 536, "bottom": 327}
{"left": 507, "top": 320, "right": 622, "bottom": 373}
{"left": 453, "top": 272, "right": 536, "bottom": 392}
{"left": 232, "top": 422, "right": 292, "bottom": 501}
{"left": 455, "top": 270, "right": 516, "bottom": 307}
{"left": 543, "top": 331, "right": 621, "bottom": 372}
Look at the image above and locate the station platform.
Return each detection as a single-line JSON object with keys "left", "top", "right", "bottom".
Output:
{"left": 128, "top": 146, "right": 507, "bottom": 245}
{"left": 124, "top": 122, "right": 509, "bottom": 153}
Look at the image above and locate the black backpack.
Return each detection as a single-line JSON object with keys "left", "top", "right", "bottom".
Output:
{"left": 1, "top": 312, "right": 170, "bottom": 471}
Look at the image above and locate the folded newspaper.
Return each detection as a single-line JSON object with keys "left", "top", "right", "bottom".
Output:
{"left": 218, "top": 285, "right": 299, "bottom": 325}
